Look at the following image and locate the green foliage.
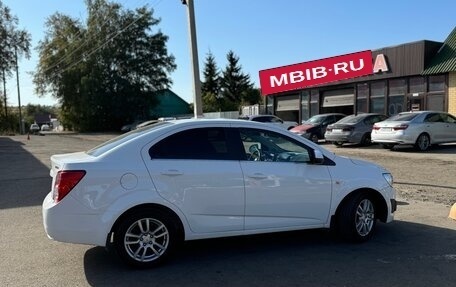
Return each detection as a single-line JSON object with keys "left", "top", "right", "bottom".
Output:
{"left": 33, "top": 0, "right": 175, "bottom": 131}
{"left": 0, "top": 0, "right": 31, "bottom": 123}
{"left": 200, "top": 49, "right": 261, "bottom": 112}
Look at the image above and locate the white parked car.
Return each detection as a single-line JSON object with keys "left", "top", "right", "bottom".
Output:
{"left": 43, "top": 119, "right": 396, "bottom": 267}
{"left": 372, "top": 111, "right": 456, "bottom": 151}
{"left": 239, "top": 114, "right": 298, "bottom": 130}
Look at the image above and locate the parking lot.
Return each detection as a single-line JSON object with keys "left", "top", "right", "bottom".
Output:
{"left": 0, "top": 133, "right": 455, "bottom": 286}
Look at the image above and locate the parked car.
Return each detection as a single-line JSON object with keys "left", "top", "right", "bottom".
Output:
{"left": 29, "top": 123, "right": 40, "bottom": 134}
{"left": 239, "top": 114, "right": 298, "bottom": 130}
{"left": 290, "top": 113, "right": 346, "bottom": 143}
{"left": 325, "top": 113, "right": 388, "bottom": 147}
{"left": 41, "top": 124, "right": 51, "bottom": 131}
{"left": 135, "top": 120, "right": 160, "bottom": 129}
{"left": 43, "top": 118, "right": 396, "bottom": 268}
{"left": 121, "top": 120, "right": 145, "bottom": 133}
{"left": 371, "top": 111, "right": 456, "bottom": 151}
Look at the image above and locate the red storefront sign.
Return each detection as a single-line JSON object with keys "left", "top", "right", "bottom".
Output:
{"left": 259, "top": 50, "right": 373, "bottom": 95}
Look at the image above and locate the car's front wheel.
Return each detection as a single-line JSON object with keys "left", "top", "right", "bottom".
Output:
{"left": 336, "top": 193, "right": 377, "bottom": 242}
{"left": 114, "top": 209, "right": 181, "bottom": 268}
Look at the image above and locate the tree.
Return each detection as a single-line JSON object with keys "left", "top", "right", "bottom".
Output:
{"left": 219, "top": 50, "right": 253, "bottom": 111}
{"left": 0, "top": 0, "right": 31, "bottom": 132}
{"left": 34, "top": 0, "right": 176, "bottom": 131}
{"left": 201, "top": 51, "right": 221, "bottom": 112}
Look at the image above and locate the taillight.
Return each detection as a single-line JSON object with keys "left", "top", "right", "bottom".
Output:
{"left": 393, "top": 124, "right": 408, "bottom": 131}
{"left": 53, "top": 170, "right": 86, "bottom": 203}
{"left": 342, "top": 127, "right": 354, "bottom": 132}
{"left": 372, "top": 125, "right": 380, "bottom": 130}
{"left": 326, "top": 128, "right": 332, "bottom": 132}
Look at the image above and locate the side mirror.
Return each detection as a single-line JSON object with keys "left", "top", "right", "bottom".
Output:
{"left": 312, "top": 149, "right": 325, "bottom": 165}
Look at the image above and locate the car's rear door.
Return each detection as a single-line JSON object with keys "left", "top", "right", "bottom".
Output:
{"left": 144, "top": 126, "right": 245, "bottom": 233}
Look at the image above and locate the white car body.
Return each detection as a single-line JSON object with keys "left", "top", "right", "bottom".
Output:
{"left": 43, "top": 119, "right": 396, "bottom": 267}
{"left": 371, "top": 111, "right": 456, "bottom": 150}
{"left": 240, "top": 115, "right": 298, "bottom": 130}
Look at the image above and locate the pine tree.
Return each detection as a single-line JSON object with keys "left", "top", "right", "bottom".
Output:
{"left": 201, "top": 51, "right": 220, "bottom": 112}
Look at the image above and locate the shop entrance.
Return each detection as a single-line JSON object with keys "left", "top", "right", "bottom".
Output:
{"left": 407, "top": 94, "right": 424, "bottom": 111}
{"left": 320, "top": 89, "right": 354, "bottom": 115}
{"left": 275, "top": 95, "right": 299, "bottom": 122}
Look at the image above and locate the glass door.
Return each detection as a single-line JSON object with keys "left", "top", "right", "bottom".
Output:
{"left": 407, "top": 94, "right": 424, "bottom": 112}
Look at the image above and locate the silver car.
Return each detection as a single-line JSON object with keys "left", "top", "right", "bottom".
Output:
{"left": 371, "top": 111, "right": 456, "bottom": 151}
{"left": 325, "top": 113, "right": 388, "bottom": 147}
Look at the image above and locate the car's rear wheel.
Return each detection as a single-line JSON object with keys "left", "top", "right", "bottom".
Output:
{"left": 114, "top": 209, "right": 180, "bottom": 268}
{"left": 337, "top": 193, "right": 376, "bottom": 242}
{"left": 414, "top": 133, "right": 430, "bottom": 151}
{"left": 360, "top": 133, "right": 371, "bottom": 146}
{"left": 381, "top": 144, "right": 395, "bottom": 149}
{"left": 333, "top": 141, "right": 344, "bottom": 147}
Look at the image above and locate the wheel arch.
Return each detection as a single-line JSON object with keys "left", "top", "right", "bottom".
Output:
{"left": 106, "top": 203, "right": 185, "bottom": 247}
{"left": 330, "top": 188, "right": 388, "bottom": 228}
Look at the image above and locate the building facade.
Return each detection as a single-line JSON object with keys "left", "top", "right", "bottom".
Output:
{"left": 265, "top": 27, "right": 456, "bottom": 123}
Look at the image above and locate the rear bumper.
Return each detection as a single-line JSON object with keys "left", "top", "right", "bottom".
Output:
{"left": 371, "top": 133, "right": 416, "bottom": 145}
{"left": 42, "top": 192, "right": 108, "bottom": 246}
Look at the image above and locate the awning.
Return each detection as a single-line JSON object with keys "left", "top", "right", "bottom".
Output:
{"left": 322, "top": 90, "right": 354, "bottom": 107}
{"left": 276, "top": 95, "right": 299, "bottom": 111}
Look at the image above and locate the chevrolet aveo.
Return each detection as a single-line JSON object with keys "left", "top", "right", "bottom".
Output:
{"left": 43, "top": 119, "right": 396, "bottom": 268}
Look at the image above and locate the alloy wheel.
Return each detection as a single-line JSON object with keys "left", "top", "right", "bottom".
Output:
{"left": 355, "top": 199, "right": 375, "bottom": 237}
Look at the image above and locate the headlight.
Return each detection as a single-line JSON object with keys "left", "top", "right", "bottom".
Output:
{"left": 382, "top": 173, "right": 393, "bottom": 186}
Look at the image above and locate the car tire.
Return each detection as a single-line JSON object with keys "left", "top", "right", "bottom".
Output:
{"left": 360, "top": 133, "right": 371, "bottom": 146}
{"left": 336, "top": 193, "right": 377, "bottom": 242}
{"left": 310, "top": 134, "right": 319, "bottom": 143}
{"left": 114, "top": 209, "right": 181, "bottom": 268}
{"left": 381, "top": 144, "right": 395, "bottom": 150}
{"left": 333, "top": 141, "right": 344, "bottom": 147}
{"left": 414, "top": 133, "right": 430, "bottom": 151}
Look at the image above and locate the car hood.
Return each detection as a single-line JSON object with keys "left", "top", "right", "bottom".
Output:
{"left": 349, "top": 157, "right": 388, "bottom": 172}
{"left": 290, "top": 124, "right": 315, "bottom": 133}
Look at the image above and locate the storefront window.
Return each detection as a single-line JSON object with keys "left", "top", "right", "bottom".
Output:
{"left": 310, "top": 89, "right": 319, "bottom": 117}
{"left": 388, "top": 79, "right": 405, "bottom": 116}
{"left": 370, "top": 81, "right": 385, "bottom": 114}
{"left": 428, "top": 75, "right": 445, "bottom": 92}
{"left": 356, "top": 83, "right": 368, "bottom": 114}
{"left": 301, "top": 91, "right": 309, "bottom": 121}
{"left": 409, "top": 77, "right": 425, "bottom": 93}
{"left": 427, "top": 94, "right": 445, "bottom": 111}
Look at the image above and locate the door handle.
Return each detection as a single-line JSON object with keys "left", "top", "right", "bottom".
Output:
{"left": 161, "top": 170, "right": 183, "bottom": 176}
{"left": 247, "top": 173, "right": 267, "bottom": 179}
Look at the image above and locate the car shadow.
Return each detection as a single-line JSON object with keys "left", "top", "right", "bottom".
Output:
{"left": 0, "top": 137, "right": 51, "bottom": 209}
{"left": 83, "top": 221, "right": 456, "bottom": 286}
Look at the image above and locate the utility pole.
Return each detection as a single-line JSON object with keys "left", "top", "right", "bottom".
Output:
{"left": 14, "top": 46, "right": 24, "bottom": 134}
{"left": 2, "top": 69, "right": 7, "bottom": 117}
{"left": 182, "top": 0, "right": 203, "bottom": 117}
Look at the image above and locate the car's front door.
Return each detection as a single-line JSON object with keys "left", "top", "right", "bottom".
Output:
{"left": 236, "top": 128, "right": 332, "bottom": 230}
{"left": 144, "top": 126, "right": 245, "bottom": 233}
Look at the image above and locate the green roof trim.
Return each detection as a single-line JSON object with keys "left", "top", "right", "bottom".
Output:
{"left": 422, "top": 27, "right": 456, "bottom": 75}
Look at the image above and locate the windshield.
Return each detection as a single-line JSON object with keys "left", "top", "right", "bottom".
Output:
{"left": 87, "top": 121, "right": 172, "bottom": 157}
{"left": 387, "top": 113, "right": 419, "bottom": 121}
{"left": 336, "top": 114, "right": 364, "bottom": 124}
{"left": 303, "top": 115, "right": 325, "bottom": 124}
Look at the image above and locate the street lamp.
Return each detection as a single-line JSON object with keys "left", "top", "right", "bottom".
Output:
{"left": 181, "top": 0, "right": 203, "bottom": 117}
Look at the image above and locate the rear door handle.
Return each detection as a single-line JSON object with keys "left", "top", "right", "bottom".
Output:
{"left": 161, "top": 170, "right": 183, "bottom": 176}
{"left": 247, "top": 173, "right": 267, "bottom": 179}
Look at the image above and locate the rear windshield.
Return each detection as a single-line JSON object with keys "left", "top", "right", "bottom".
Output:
{"left": 337, "top": 114, "right": 364, "bottom": 124}
{"left": 87, "top": 121, "right": 172, "bottom": 157}
{"left": 388, "top": 113, "right": 419, "bottom": 121}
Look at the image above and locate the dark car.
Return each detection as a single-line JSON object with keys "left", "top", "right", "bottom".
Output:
{"left": 325, "top": 113, "right": 388, "bottom": 146}
{"left": 120, "top": 120, "right": 145, "bottom": 133}
{"left": 290, "top": 113, "right": 346, "bottom": 143}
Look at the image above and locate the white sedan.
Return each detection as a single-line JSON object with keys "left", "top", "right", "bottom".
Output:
{"left": 43, "top": 118, "right": 396, "bottom": 267}
{"left": 371, "top": 111, "right": 456, "bottom": 151}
